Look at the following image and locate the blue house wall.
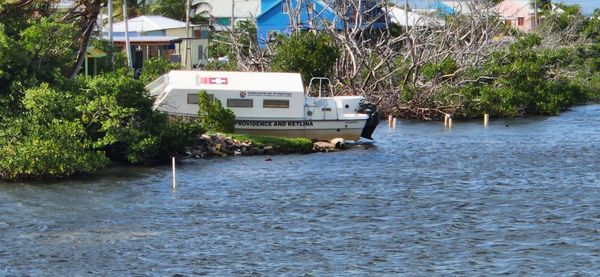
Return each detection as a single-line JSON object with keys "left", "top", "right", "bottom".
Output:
{"left": 256, "top": 0, "right": 385, "bottom": 48}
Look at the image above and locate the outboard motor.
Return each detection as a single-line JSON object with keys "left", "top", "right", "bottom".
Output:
{"left": 357, "top": 99, "right": 380, "bottom": 140}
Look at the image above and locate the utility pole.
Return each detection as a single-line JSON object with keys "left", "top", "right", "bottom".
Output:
{"left": 108, "top": 0, "right": 114, "bottom": 67}
{"left": 231, "top": 0, "right": 235, "bottom": 31}
{"left": 123, "top": 0, "right": 132, "bottom": 69}
{"left": 405, "top": 0, "right": 409, "bottom": 33}
{"left": 534, "top": 0, "right": 538, "bottom": 29}
{"left": 185, "top": 0, "right": 191, "bottom": 69}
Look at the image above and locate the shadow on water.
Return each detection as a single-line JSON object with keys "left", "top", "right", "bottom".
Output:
{"left": 1, "top": 104, "right": 599, "bottom": 275}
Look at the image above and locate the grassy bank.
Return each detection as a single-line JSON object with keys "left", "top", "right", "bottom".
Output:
{"left": 186, "top": 133, "right": 315, "bottom": 157}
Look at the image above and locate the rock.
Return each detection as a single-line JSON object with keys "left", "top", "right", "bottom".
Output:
{"left": 330, "top": 138, "right": 346, "bottom": 149}
{"left": 263, "top": 145, "right": 273, "bottom": 150}
{"left": 313, "top": 141, "right": 336, "bottom": 152}
{"left": 265, "top": 156, "right": 272, "bottom": 161}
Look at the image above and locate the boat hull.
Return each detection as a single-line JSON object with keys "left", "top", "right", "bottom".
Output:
{"left": 234, "top": 119, "right": 367, "bottom": 141}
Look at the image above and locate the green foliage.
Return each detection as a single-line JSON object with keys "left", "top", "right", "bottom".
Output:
{"left": 451, "top": 34, "right": 596, "bottom": 117}
{"left": 22, "top": 83, "right": 77, "bottom": 123}
{"left": 0, "top": 17, "right": 79, "bottom": 121}
{"left": 421, "top": 57, "right": 458, "bottom": 81}
{"left": 0, "top": 119, "right": 108, "bottom": 181}
{"left": 197, "top": 91, "right": 235, "bottom": 133}
{"left": 148, "top": 0, "right": 186, "bottom": 21}
{"left": 271, "top": 32, "right": 340, "bottom": 83}
{"left": 0, "top": 73, "right": 204, "bottom": 180}
{"left": 582, "top": 9, "right": 600, "bottom": 42}
{"left": 20, "top": 18, "right": 77, "bottom": 78}
{"left": 79, "top": 73, "right": 203, "bottom": 163}
{"left": 139, "top": 57, "right": 183, "bottom": 85}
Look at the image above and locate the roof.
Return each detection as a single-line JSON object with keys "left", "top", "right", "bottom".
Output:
{"left": 256, "top": 0, "right": 282, "bottom": 19}
{"left": 159, "top": 70, "right": 304, "bottom": 92}
{"left": 193, "top": 0, "right": 260, "bottom": 18}
{"left": 86, "top": 46, "right": 107, "bottom": 58}
{"left": 388, "top": 7, "right": 444, "bottom": 27}
{"left": 108, "top": 15, "right": 189, "bottom": 33}
{"left": 257, "top": 0, "right": 335, "bottom": 21}
{"left": 395, "top": 0, "right": 454, "bottom": 15}
{"left": 106, "top": 36, "right": 183, "bottom": 45}
{"left": 441, "top": 1, "right": 473, "bottom": 14}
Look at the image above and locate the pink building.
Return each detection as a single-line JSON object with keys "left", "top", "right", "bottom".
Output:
{"left": 496, "top": 0, "right": 539, "bottom": 32}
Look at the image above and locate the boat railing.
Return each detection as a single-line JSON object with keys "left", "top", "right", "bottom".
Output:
{"left": 149, "top": 74, "right": 170, "bottom": 111}
{"left": 147, "top": 74, "right": 166, "bottom": 95}
{"left": 307, "top": 77, "right": 334, "bottom": 98}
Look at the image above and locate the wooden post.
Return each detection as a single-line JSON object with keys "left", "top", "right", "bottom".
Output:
{"left": 172, "top": 157, "right": 176, "bottom": 189}
{"left": 484, "top": 113, "right": 489, "bottom": 126}
{"left": 392, "top": 118, "right": 397, "bottom": 128}
{"left": 388, "top": 115, "right": 393, "bottom": 127}
{"left": 448, "top": 117, "right": 453, "bottom": 129}
{"left": 444, "top": 114, "right": 449, "bottom": 127}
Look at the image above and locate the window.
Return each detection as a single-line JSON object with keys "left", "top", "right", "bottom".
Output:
{"left": 517, "top": 17, "right": 525, "bottom": 26}
{"left": 504, "top": 20, "right": 512, "bottom": 27}
{"left": 263, "top": 99, "right": 290, "bottom": 108}
{"left": 267, "top": 31, "right": 279, "bottom": 41}
{"left": 282, "top": 1, "right": 289, "bottom": 14}
{"left": 227, "top": 99, "right": 253, "bottom": 108}
{"left": 187, "top": 93, "right": 213, "bottom": 104}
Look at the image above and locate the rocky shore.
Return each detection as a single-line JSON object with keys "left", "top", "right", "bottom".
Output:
{"left": 184, "top": 134, "right": 347, "bottom": 158}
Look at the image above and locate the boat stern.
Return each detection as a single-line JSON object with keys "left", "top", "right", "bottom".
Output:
{"left": 357, "top": 99, "right": 380, "bottom": 140}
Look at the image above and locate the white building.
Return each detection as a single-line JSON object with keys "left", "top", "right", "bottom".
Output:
{"left": 193, "top": 0, "right": 260, "bottom": 31}
{"left": 105, "top": 15, "right": 209, "bottom": 69}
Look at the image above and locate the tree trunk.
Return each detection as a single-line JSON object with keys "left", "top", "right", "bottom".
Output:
{"left": 69, "top": 0, "right": 102, "bottom": 79}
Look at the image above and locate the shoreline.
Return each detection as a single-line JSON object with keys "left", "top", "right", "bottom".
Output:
{"left": 184, "top": 133, "right": 351, "bottom": 158}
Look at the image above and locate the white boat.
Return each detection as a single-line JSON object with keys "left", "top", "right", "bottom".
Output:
{"left": 147, "top": 70, "right": 379, "bottom": 141}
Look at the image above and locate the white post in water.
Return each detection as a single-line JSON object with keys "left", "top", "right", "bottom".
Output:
{"left": 448, "top": 116, "right": 453, "bottom": 129}
{"left": 392, "top": 118, "right": 397, "bottom": 128}
{"left": 172, "top": 157, "right": 177, "bottom": 189}
{"left": 484, "top": 113, "right": 489, "bottom": 126}
{"left": 388, "top": 115, "right": 393, "bottom": 127}
{"left": 444, "top": 114, "right": 449, "bottom": 127}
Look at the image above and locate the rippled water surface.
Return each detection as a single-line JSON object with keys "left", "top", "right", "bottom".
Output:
{"left": 1, "top": 105, "right": 600, "bottom": 275}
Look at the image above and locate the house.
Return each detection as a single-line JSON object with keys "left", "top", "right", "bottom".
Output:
{"left": 406, "top": 0, "right": 455, "bottom": 16}
{"left": 388, "top": 6, "right": 444, "bottom": 27}
{"left": 104, "top": 15, "right": 209, "bottom": 69}
{"left": 192, "top": 0, "right": 261, "bottom": 31}
{"left": 256, "top": 0, "right": 388, "bottom": 47}
{"left": 440, "top": 1, "right": 474, "bottom": 15}
{"left": 495, "top": 0, "right": 545, "bottom": 32}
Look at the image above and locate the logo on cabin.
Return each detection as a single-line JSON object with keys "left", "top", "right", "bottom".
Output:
{"left": 240, "top": 91, "right": 247, "bottom": 98}
{"left": 198, "top": 76, "right": 228, "bottom": 85}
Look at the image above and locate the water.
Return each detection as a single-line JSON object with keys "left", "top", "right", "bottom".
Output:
{"left": 1, "top": 105, "right": 599, "bottom": 276}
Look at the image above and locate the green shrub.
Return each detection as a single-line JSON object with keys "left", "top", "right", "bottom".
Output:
{"left": 197, "top": 90, "right": 235, "bottom": 133}
{"left": 271, "top": 32, "right": 340, "bottom": 84}
{"left": 79, "top": 73, "right": 203, "bottom": 164}
{"left": 0, "top": 119, "right": 108, "bottom": 181}
{"left": 139, "top": 57, "right": 182, "bottom": 85}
